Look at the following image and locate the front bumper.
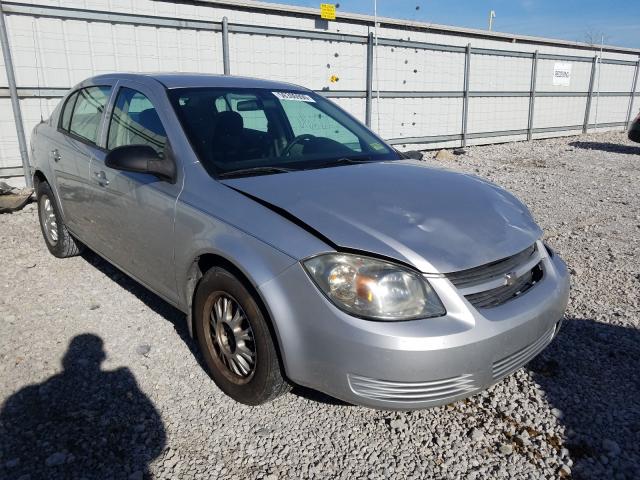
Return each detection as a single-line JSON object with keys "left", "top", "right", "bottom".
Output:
{"left": 259, "top": 244, "right": 570, "bottom": 410}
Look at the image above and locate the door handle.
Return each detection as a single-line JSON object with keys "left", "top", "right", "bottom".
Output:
{"left": 94, "top": 170, "right": 109, "bottom": 186}
{"left": 51, "top": 149, "right": 61, "bottom": 162}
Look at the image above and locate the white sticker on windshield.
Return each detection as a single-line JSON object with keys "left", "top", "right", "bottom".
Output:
{"left": 272, "top": 91, "right": 315, "bottom": 102}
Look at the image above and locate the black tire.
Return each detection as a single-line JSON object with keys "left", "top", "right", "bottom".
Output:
{"left": 36, "top": 181, "right": 83, "bottom": 258}
{"left": 194, "top": 267, "right": 289, "bottom": 405}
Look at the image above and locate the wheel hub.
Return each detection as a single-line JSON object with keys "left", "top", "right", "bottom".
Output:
{"left": 215, "top": 322, "right": 237, "bottom": 355}
{"left": 39, "top": 195, "right": 58, "bottom": 244}
{"left": 209, "top": 295, "right": 256, "bottom": 379}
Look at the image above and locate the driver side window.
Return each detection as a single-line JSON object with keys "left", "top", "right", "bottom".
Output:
{"left": 107, "top": 87, "right": 167, "bottom": 155}
{"left": 278, "top": 99, "right": 361, "bottom": 152}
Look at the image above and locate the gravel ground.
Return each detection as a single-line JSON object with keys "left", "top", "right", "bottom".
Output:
{"left": 1, "top": 131, "right": 639, "bottom": 479}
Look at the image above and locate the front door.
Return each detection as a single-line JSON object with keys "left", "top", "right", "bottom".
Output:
{"left": 88, "top": 81, "right": 182, "bottom": 304}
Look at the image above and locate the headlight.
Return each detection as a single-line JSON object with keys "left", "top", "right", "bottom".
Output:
{"left": 303, "top": 253, "right": 445, "bottom": 321}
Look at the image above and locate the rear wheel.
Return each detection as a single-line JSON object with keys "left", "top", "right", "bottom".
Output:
{"left": 194, "top": 267, "right": 289, "bottom": 405}
{"left": 36, "top": 181, "right": 83, "bottom": 258}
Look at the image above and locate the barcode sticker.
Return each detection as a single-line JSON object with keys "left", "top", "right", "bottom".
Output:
{"left": 272, "top": 91, "right": 315, "bottom": 102}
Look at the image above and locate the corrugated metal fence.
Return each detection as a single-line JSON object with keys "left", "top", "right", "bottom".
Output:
{"left": 1, "top": 0, "right": 639, "bottom": 182}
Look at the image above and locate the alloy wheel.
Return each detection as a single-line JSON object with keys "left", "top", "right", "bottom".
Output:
{"left": 39, "top": 195, "right": 58, "bottom": 244}
{"left": 209, "top": 294, "right": 256, "bottom": 380}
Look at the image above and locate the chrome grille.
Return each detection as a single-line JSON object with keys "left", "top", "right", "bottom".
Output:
{"left": 492, "top": 325, "right": 556, "bottom": 379}
{"left": 447, "top": 244, "right": 536, "bottom": 289}
{"left": 348, "top": 373, "right": 477, "bottom": 404}
{"left": 466, "top": 263, "right": 542, "bottom": 308}
{"left": 446, "top": 243, "right": 543, "bottom": 309}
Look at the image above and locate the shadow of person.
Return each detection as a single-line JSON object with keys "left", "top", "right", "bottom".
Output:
{"left": 568, "top": 141, "right": 640, "bottom": 155}
{"left": 529, "top": 317, "right": 640, "bottom": 479}
{"left": 0, "top": 334, "right": 166, "bottom": 479}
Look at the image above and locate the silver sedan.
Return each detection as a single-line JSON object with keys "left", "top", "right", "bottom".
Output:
{"left": 30, "top": 73, "right": 569, "bottom": 409}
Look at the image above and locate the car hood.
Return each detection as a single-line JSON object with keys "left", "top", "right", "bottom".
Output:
{"left": 222, "top": 161, "right": 542, "bottom": 273}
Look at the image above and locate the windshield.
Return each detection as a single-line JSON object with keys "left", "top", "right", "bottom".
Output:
{"left": 168, "top": 87, "right": 399, "bottom": 177}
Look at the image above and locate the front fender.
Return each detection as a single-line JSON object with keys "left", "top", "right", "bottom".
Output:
{"left": 174, "top": 199, "right": 300, "bottom": 336}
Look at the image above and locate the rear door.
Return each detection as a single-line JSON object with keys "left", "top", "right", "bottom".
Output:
{"left": 51, "top": 84, "right": 113, "bottom": 241}
{"left": 87, "top": 80, "right": 182, "bottom": 303}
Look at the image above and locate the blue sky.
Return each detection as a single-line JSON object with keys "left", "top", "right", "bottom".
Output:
{"left": 266, "top": 0, "right": 639, "bottom": 49}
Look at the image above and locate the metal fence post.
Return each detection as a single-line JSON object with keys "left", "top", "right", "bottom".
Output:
{"left": 461, "top": 43, "right": 471, "bottom": 147}
{"left": 222, "top": 16, "right": 230, "bottom": 75}
{"left": 365, "top": 32, "right": 373, "bottom": 127}
{"left": 625, "top": 57, "right": 639, "bottom": 129}
{"left": 0, "top": 1, "right": 32, "bottom": 188}
{"left": 527, "top": 50, "right": 538, "bottom": 141}
{"left": 583, "top": 55, "right": 598, "bottom": 133}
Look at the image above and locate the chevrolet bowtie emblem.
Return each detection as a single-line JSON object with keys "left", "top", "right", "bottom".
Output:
{"left": 504, "top": 271, "right": 518, "bottom": 286}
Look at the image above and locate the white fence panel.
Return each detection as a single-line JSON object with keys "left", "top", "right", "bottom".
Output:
{"left": 469, "top": 55, "right": 531, "bottom": 92}
{"left": 534, "top": 97, "right": 587, "bottom": 129}
{"left": 230, "top": 34, "right": 365, "bottom": 91}
{"left": 589, "top": 96, "right": 631, "bottom": 125}
{"left": 377, "top": 47, "right": 465, "bottom": 92}
{"left": 1, "top": 0, "right": 638, "bottom": 179}
{"left": 468, "top": 97, "right": 529, "bottom": 133}
{"left": 371, "top": 97, "right": 463, "bottom": 140}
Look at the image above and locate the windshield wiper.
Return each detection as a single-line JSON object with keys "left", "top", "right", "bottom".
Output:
{"left": 217, "top": 166, "right": 293, "bottom": 179}
{"left": 309, "top": 155, "right": 375, "bottom": 170}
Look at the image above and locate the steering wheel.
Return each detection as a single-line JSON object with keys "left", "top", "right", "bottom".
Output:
{"left": 281, "top": 134, "right": 316, "bottom": 157}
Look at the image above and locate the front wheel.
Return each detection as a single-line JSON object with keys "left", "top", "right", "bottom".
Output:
{"left": 194, "top": 267, "right": 290, "bottom": 405}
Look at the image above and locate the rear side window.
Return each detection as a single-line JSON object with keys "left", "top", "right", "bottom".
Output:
{"left": 67, "top": 86, "right": 111, "bottom": 144}
{"left": 107, "top": 87, "right": 167, "bottom": 155}
{"left": 60, "top": 91, "right": 78, "bottom": 131}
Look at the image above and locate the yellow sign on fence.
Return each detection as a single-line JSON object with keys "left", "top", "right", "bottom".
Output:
{"left": 320, "top": 3, "right": 336, "bottom": 20}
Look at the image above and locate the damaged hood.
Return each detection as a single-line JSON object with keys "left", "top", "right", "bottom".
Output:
{"left": 222, "top": 161, "right": 542, "bottom": 273}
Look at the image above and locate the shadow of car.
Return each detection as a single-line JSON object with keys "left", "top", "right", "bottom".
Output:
{"left": 569, "top": 141, "right": 640, "bottom": 155}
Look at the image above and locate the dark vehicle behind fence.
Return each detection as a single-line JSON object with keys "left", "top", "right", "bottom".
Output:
{"left": 628, "top": 111, "right": 640, "bottom": 143}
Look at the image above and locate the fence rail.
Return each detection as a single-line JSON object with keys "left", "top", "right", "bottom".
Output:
{"left": 1, "top": 0, "right": 639, "bottom": 181}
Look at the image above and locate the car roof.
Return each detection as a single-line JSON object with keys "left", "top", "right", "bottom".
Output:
{"left": 87, "top": 72, "right": 310, "bottom": 92}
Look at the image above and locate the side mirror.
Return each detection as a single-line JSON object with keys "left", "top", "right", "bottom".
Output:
{"left": 105, "top": 144, "right": 176, "bottom": 183}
